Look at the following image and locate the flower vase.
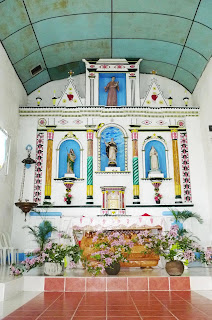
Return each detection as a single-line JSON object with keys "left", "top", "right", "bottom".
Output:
{"left": 156, "top": 200, "right": 160, "bottom": 204}
{"left": 105, "top": 262, "right": 120, "bottom": 275}
{"left": 66, "top": 199, "right": 71, "bottom": 205}
{"left": 165, "top": 260, "right": 184, "bottom": 276}
{"left": 44, "top": 262, "right": 63, "bottom": 276}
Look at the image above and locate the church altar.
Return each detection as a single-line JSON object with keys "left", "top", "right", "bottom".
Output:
{"left": 71, "top": 215, "right": 170, "bottom": 268}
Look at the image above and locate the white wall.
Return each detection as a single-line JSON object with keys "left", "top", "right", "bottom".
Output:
{"left": 192, "top": 58, "right": 212, "bottom": 232}
{"left": 0, "top": 43, "right": 27, "bottom": 234}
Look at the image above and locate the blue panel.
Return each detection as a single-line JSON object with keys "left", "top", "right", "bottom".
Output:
{"left": 195, "top": 0, "right": 212, "bottom": 29}
{"left": 173, "top": 67, "right": 197, "bottom": 93}
{"left": 30, "top": 212, "right": 62, "bottom": 216}
{"left": 113, "top": 0, "right": 199, "bottom": 19}
{"left": 99, "top": 73, "right": 126, "bottom": 106}
{"left": 100, "top": 127, "right": 125, "bottom": 171}
{"left": 59, "top": 140, "right": 80, "bottom": 178}
{"left": 179, "top": 47, "right": 207, "bottom": 79}
{"left": 113, "top": 13, "right": 191, "bottom": 45}
{"left": 113, "top": 39, "right": 182, "bottom": 65}
{"left": 145, "top": 140, "right": 167, "bottom": 178}
{"left": 24, "top": 70, "right": 50, "bottom": 94}
{"left": 2, "top": 26, "right": 39, "bottom": 64}
{"left": 42, "top": 39, "right": 111, "bottom": 68}
{"left": 186, "top": 23, "right": 212, "bottom": 59}
{"left": 33, "top": 14, "right": 111, "bottom": 48}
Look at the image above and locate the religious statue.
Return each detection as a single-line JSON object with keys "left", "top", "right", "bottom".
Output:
{"left": 104, "top": 76, "right": 119, "bottom": 106}
{"left": 105, "top": 138, "right": 117, "bottom": 167}
{"left": 67, "top": 149, "right": 76, "bottom": 174}
{"left": 150, "top": 146, "right": 159, "bottom": 171}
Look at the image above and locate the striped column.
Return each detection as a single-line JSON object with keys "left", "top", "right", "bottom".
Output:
{"left": 86, "top": 129, "right": 94, "bottom": 204}
{"left": 132, "top": 129, "right": 140, "bottom": 204}
{"left": 171, "top": 129, "right": 182, "bottom": 203}
{"left": 44, "top": 129, "right": 54, "bottom": 202}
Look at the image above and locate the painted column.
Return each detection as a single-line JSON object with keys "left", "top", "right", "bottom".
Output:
{"left": 86, "top": 129, "right": 94, "bottom": 204}
{"left": 132, "top": 129, "right": 140, "bottom": 204}
{"left": 89, "top": 73, "right": 95, "bottom": 106}
{"left": 44, "top": 129, "right": 54, "bottom": 202}
{"left": 171, "top": 129, "right": 182, "bottom": 203}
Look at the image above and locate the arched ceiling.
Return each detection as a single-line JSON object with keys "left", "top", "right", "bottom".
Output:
{"left": 0, "top": 0, "right": 211, "bottom": 94}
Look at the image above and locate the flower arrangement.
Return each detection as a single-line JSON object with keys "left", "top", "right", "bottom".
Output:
{"left": 135, "top": 225, "right": 211, "bottom": 264}
{"left": 10, "top": 241, "right": 82, "bottom": 276}
{"left": 154, "top": 193, "right": 162, "bottom": 202}
{"left": 64, "top": 192, "right": 72, "bottom": 204}
{"left": 84, "top": 231, "right": 134, "bottom": 276}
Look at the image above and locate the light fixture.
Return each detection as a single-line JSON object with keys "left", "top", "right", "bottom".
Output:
{"left": 36, "top": 90, "right": 42, "bottom": 106}
{"left": 68, "top": 70, "right": 74, "bottom": 77}
{"left": 168, "top": 96, "right": 173, "bottom": 106}
{"left": 52, "top": 90, "right": 57, "bottom": 106}
{"left": 183, "top": 96, "right": 189, "bottom": 106}
{"left": 15, "top": 145, "right": 37, "bottom": 221}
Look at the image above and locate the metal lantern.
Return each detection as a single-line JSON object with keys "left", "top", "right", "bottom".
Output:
{"left": 15, "top": 145, "right": 37, "bottom": 221}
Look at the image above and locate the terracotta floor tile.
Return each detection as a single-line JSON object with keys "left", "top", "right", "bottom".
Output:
{"left": 44, "top": 278, "right": 65, "bottom": 292}
{"left": 141, "top": 317, "right": 176, "bottom": 320}
{"left": 86, "top": 277, "right": 106, "bottom": 291}
{"left": 169, "top": 277, "right": 190, "bottom": 291}
{"left": 4, "top": 317, "right": 37, "bottom": 320}
{"left": 107, "top": 305, "right": 137, "bottom": 311}
{"left": 128, "top": 277, "right": 148, "bottom": 291}
{"left": 139, "top": 310, "right": 173, "bottom": 317}
{"left": 40, "top": 310, "right": 75, "bottom": 317}
{"left": 107, "top": 310, "right": 140, "bottom": 316}
{"left": 38, "top": 317, "right": 71, "bottom": 320}
{"left": 149, "top": 277, "right": 169, "bottom": 291}
{"left": 74, "top": 310, "right": 106, "bottom": 317}
{"left": 107, "top": 317, "right": 141, "bottom": 320}
{"left": 73, "top": 317, "right": 106, "bottom": 320}
{"left": 107, "top": 277, "right": 127, "bottom": 291}
{"left": 78, "top": 305, "right": 106, "bottom": 311}
{"left": 65, "top": 277, "right": 85, "bottom": 292}
{"left": 6, "top": 310, "right": 41, "bottom": 317}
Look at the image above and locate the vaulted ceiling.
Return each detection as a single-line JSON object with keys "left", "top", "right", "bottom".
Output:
{"left": 0, "top": 0, "right": 211, "bottom": 94}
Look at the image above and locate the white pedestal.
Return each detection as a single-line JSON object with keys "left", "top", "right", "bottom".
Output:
{"left": 148, "top": 171, "right": 164, "bottom": 179}
{"left": 64, "top": 173, "right": 76, "bottom": 178}
{"left": 105, "top": 167, "right": 120, "bottom": 172}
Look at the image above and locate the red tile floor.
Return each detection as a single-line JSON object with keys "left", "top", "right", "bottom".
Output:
{"left": 3, "top": 291, "right": 212, "bottom": 320}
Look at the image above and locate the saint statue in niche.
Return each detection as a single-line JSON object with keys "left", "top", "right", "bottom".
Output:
{"left": 150, "top": 146, "right": 159, "bottom": 171}
{"left": 104, "top": 76, "right": 119, "bottom": 106}
{"left": 67, "top": 149, "right": 76, "bottom": 174}
{"left": 105, "top": 138, "right": 117, "bottom": 167}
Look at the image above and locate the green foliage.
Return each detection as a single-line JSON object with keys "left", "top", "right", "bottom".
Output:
{"left": 24, "top": 220, "right": 57, "bottom": 250}
{"left": 169, "top": 209, "right": 203, "bottom": 224}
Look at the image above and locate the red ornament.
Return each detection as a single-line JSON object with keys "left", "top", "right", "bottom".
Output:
{"left": 151, "top": 94, "right": 158, "bottom": 101}
{"left": 67, "top": 94, "right": 74, "bottom": 101}
{"left": 142, "top": 213, "right": 151, "bottom": 216}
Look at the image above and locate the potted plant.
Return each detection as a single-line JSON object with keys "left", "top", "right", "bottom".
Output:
{"left": 84, "top": 231, "right": 134, "bottom": 276}
{"left": 169, "top": 209, "right": 203, "bottom": 236}
{"left": 10, "top": 241, "right": 82, "bottom": 276}
{"left": 154, "top": 193, "right": 162, "bottom": 204}
{"left": 135, "top": 225, "right": 211, "bottom": 276}
{"left": 24, "top": 220, "right": 57, "bottom": 250}
{"left": 64, "top": 192, "right": 72, "bottom": 204}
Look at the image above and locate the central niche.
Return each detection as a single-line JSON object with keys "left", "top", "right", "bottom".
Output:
{"left": 100, "top": 126, "right": 125, "bottom": 171}
{"left": 99, "top": 73, "right": 126, "bottom": 106}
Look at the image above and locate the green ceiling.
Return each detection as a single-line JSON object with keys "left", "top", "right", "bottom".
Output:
{"left": 0, "top": 0, "right": 211, "bottom": 94}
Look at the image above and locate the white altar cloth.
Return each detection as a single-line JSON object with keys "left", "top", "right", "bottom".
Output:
{"left": 70, "top": 216, "right": 171, "bottom": 231}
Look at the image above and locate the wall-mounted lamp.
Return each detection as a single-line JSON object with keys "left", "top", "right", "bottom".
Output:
{"left": 15, "top": 145, "right": 37, "bottom": 221}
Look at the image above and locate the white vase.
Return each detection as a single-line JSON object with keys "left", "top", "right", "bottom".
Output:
{"left": 44, "top": 262, "right": 63, "bottom": 276}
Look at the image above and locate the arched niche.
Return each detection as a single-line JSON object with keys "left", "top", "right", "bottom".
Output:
{"left": 99, "top": 73, "right": 126, "bottom": 106}
{"left": 57, "top": 139, "right": 82, "bottom": 179}
{"left": 143, "top": 139, "right": 168, "bottom": 178}
{"left": 97, "top": 124, "right": 128, "bottom": 171}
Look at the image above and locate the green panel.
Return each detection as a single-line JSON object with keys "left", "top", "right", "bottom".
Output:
{"left": 186, "top": 22, "right": 212, "bottom": 59}
{"left": 113, "top": 39, "right": 182, "bottom": 65}
{"left": 14, "top": 50, "right": 46, "bottom": 83}
{"left": 24, "top": 70, "right": 50, "bottom": 94}
{"left": 2, "top": 26, "right": 39, "bottom": 64}
{"left": 113, "top": 0, "right": 199, "bottom": 19}
{"left": 179, "top": 47, "right": 208, "bottom": 79}
{"left": 140, "top": 60, "right": 176, "bottom": 79}
{"left": 42, "top": 39, "right": 111, "bottom": 68}
{"left": 0, "top": 0, "right": 29, "bottom": 40}
{"left": 25, "top": 0, "right": 111, "bottom": 23}
{"left": 195, "top": 0, "right": 212, "bottom": 29}
{"left": 113, "top": 13, "right": 191, "bottom": 45}
{"left": 48, "top": 61, "right": 86, "bottom": 80}
{"left": 173, "top": 67, "right": 198, "bottom": 93}
{"left": 33, "top": 14, "right": 111, "bottom": 47}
